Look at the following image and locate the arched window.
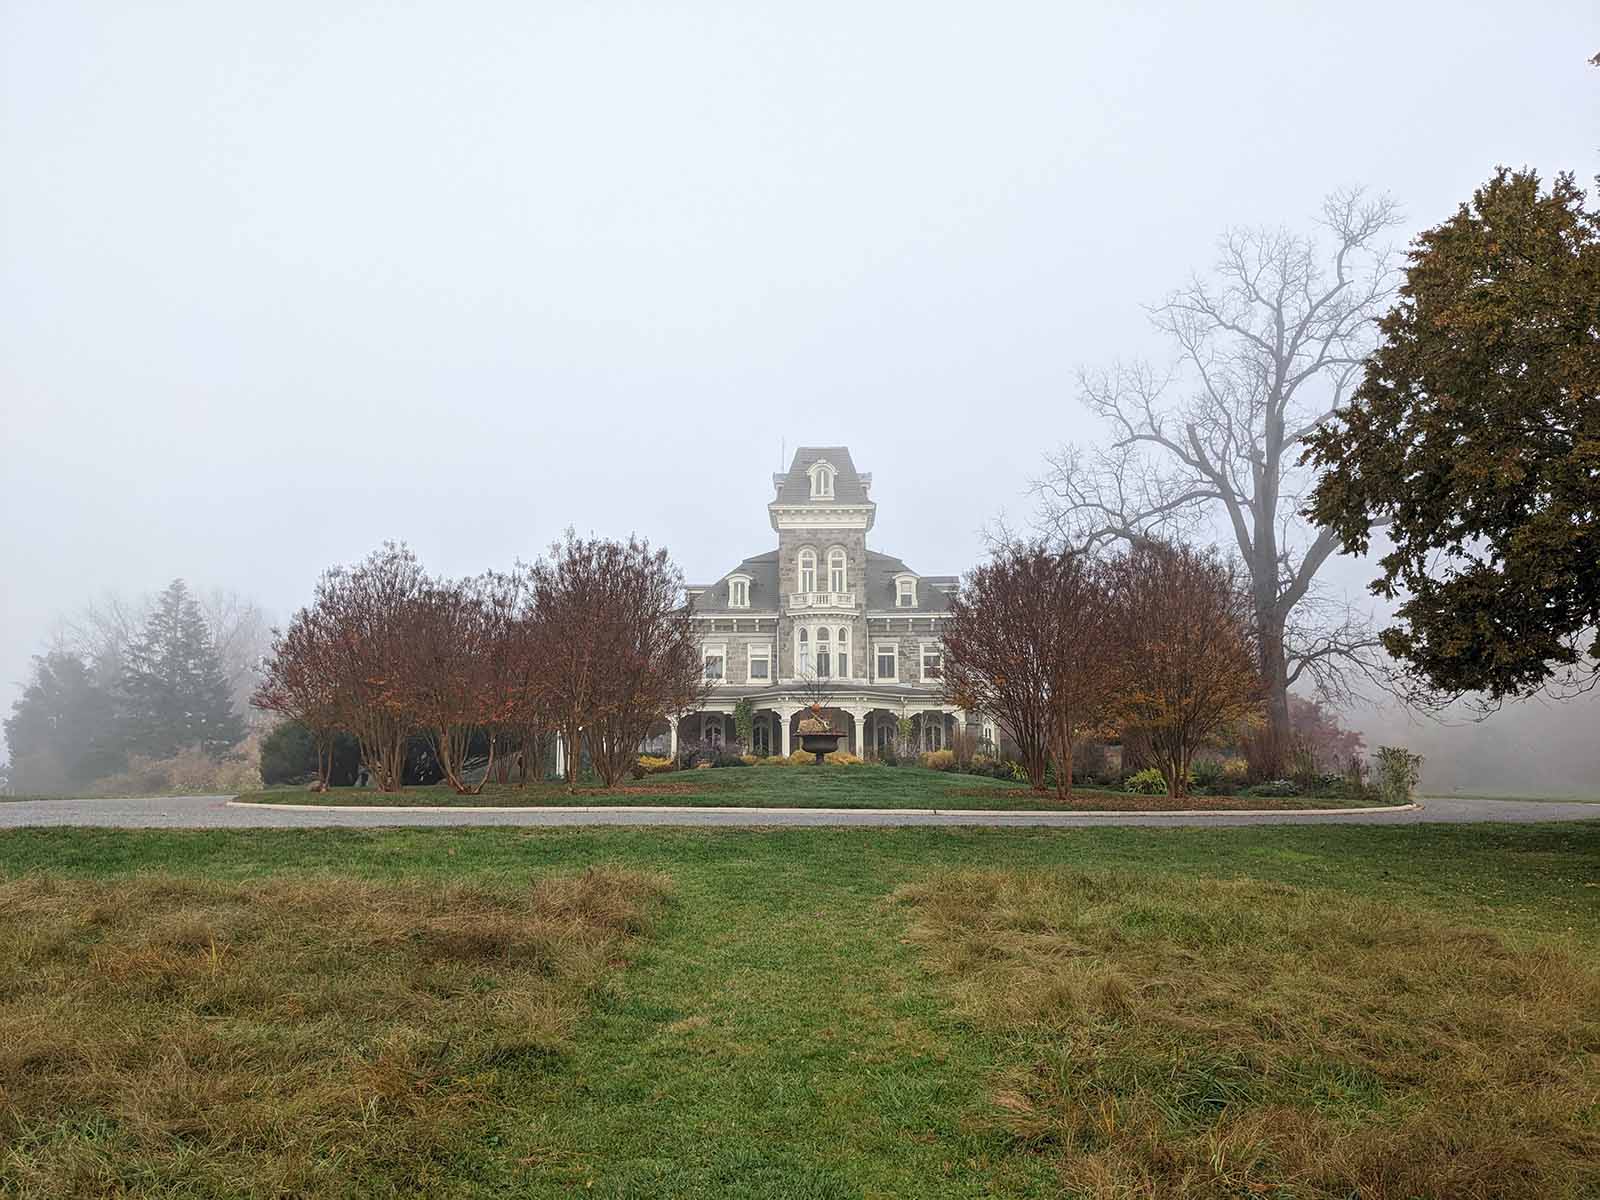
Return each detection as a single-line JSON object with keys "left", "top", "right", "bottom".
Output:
{"left": 828, "top": 548, "right": 847, "bottom": 593}
{"left": 816, "top": 626, "right": 831, "bottom": 677}
{"left": 729, "top": 578, "right": 748, "bottom": 608}
{"left": 809, "top": 461, "right": 835, "bottom": 499}
{"left": 798, "top": 548, "right": 817, "bottom": 593}
{"left": 836, "top": 626, "right": 849, "bottom": 677}
{"left": 798, "top": 627, "right": 810, "bottom": 675}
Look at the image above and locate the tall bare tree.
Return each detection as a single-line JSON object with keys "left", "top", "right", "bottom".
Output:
{"left": 1035, "top": 189, "right": 1402, "bottom": 769}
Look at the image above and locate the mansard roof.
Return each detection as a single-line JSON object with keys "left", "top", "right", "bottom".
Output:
{"left": 690, "top": 550, "right": 779, "bottom": 614}
{"left": 771, "top": 446, "right": 872, "bottom": 505}
{"left": 690, "top": 548, "right": 957, "bottom": 614}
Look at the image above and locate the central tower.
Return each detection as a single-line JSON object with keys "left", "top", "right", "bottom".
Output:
{"left": 768, "top": 447, "right": 874, "bottom": 681}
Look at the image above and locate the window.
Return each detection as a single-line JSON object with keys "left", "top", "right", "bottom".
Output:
{"left": 798, "top": 628, "right": 810, "bottom": 675}
{"left": 729, "top": 577, "right": 748, "bottom": 608}
{"left": 816, "top": 626, "right": 831, "bottom": 677}
{"left": 828, "top": 548, "right": 847, "bottom": 593}
{"left": 836, "top": 626, "right": 849, "bottom": 677}
{"left": 897, "top": 577, "right": 916, "bottom": 607}
{"left": 923, "top": 714, "right": 943, "bottom": 752}
{"left": 921, "top": 643, "right": 942, "bottom": 682}
{"left": 748, "top": 643, "right": 772, "bottom": 681}
{"left": 875, "top": 643, "right": 897, "bottom": 680}
{"left": 704, "top": 715, "right": 724, "bottom": 747}
{"left": 752, "top": 720, "right": 772, "bottom": 756}
{"left": 809, "top": 460, "right": 835, "bottom": 498}
{"left": 798, "top": 549, "right": 817, "bottom": 593}
{"left": 703, "top": 643, "right": 726, "bottom": 682}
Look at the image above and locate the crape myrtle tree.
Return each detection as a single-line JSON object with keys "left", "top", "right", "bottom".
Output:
{"left": 314, "top": 543, "right": 426, "bottom": 792}
{"left": 1107, "top": 542, "right": 1264, "bottom": 797}
{"left": 527, "top": 532, "right": 707, "bottom": 789}
{"left": 252, "top": 605, "right": 343, "bottom": 788}
{"left": 400, "top": 572, "right": 520, "bottom": 794}
{"left": 941, "top": 541, "right": 1121, "bottom": 797}
{"left": 1305, "top": 169, "right": 1600, "bottom": 708}
{"left": 121, "top": 579, "right": 247, "bottom": 759}
{"left": 1036, "top": 189, "right": 1403, "bottom": 774}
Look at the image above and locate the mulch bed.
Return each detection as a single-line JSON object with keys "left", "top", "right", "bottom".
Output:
{"left": 947, "top": 789, "right": 1380, "bottom": 811}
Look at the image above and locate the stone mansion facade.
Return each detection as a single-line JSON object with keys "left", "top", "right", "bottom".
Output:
{"left": 651, "top": 447, "right": 993, "bottom": 759}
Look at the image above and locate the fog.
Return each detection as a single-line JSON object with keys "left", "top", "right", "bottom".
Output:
{"left": 2, "top": 2, "right": 1596, "bottom": 791}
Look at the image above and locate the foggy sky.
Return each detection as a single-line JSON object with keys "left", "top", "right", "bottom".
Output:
{"left": 3, "top": 2, "right": 1596, "bottom": 785}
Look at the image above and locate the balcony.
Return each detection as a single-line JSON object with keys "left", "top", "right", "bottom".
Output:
{"left": 788, "top": 591, "right": 856, "bottom": 611}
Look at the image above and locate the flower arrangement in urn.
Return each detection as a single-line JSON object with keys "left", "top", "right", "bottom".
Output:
{"left": 796, "top": 702, "right": 844, "bottom": 764}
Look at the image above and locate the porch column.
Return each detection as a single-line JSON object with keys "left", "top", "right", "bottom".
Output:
{"left": 779, "top": 706, "right": 798, "bottom": 756}
{"left": 668, "top": 716, "right": 678, "bottom": 756}
{"left": 555, "top": 732, "right": 565, "bottom": 778}
{"left": 846, "top": 706, "right": 871, "bottom": 755}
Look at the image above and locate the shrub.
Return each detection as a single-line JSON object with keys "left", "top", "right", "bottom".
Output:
{"left": 759, "top": 755, "right": 793, "bottom": 766}
{"left": 921, "top": 749, "right": 957, "bottom": 772}
{"left": 1191, "top": 758, "right": 1225, "bottom": 791}
{"left": 880, "top": 747, "right": 900, "bottom": 767}
{"left": 1248, "top": 779, "right": 1302, "bottom": 798}
{"left": 91, "top": 746, "right": 263, "bottom": 797}
{"left": 788, "top": 749, "right": 815, "bottom": 765}
{"left": 1374, "top": 746, "right": 1424, "bottom": 804}
{"left": 713, "top": 752, "right": 749, "bottom": 768}
{"left": 1123, "top": 767, "right": 1169, "bottom": 795}
{"left": 824, "top": 751, "right": 863, "bottom": 765}
{"left": 636, "top": 755, "right": 676, "bottom": 775}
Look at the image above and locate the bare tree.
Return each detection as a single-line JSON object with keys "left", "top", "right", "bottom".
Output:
{"left": 1106, "top": 542, "right": 1264, "bottom": 797}
{"left": 1035, "top": 189, "right": 1402, "bottom": 772}
{"left": 313, "top": 543, "right": 426, "bottom": 792}
{"left": 401, "top": 573, "right": 517, "bottom": 794}
{"left": 526, "top": 532, "right": 707, "bottom": 789}
{"left": 252, "top": 606, "right": 342, "bottom": 788}
{"left": 942, "top": 542, "right": 1120, "bottom": 796}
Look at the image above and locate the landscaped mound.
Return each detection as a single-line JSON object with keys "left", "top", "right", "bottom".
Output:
{"left": 0, "top": 867, "right": 671, "bottom": 1197}
{"left": 895, "top": 869, "right": 1600, "bottom": 1200}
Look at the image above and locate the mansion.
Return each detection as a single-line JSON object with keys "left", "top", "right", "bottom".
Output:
{"left": 655, "top": 447, "right": 991, "bottom": 759}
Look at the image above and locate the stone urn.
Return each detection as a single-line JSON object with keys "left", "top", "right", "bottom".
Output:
{"left": 797, "top": 706, "right": 844, "bottom": 764}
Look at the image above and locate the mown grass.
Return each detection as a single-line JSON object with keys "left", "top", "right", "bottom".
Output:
{"left": 0, "top": 867, "right": 670, "bottom": 1198}
{"left": 896, "top": 869, "right": 1600, "bottom": 1199}
{"left": 233, "top": 765, "right": 1389, "bottom": 811}
{"left": 1, "top": 822, "right": 1597, "bottom": 1198}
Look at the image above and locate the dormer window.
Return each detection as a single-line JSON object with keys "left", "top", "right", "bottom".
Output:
{"left": 808, "top": 460, "right": 836, "bottom": 499}
{"left": 728, "top": 574, "right": 751, "bottom": 609}
{"left": 895, "top": 574, "right": 917, "bottom": 608}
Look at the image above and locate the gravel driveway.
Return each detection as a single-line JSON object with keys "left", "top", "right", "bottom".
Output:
{"left": 2, "top": 794, "right": 1597, "bottom": 828}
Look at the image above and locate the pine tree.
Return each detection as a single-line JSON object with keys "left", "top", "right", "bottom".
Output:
{"left": 121, "top": 579, "right": 247, "bottom": 758}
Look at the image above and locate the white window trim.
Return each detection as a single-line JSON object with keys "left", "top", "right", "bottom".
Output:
{"left": 894, "top": 573, "right": 917, "bottom": 608}
{"left": 827, "top": 546, "right": 848, "bottom": 593}
{"left": 920, "top": 641, "right": 942, "bottom": 683}
{"left": 808, "top": 459, "right": 836, "bottom": 499}
{"left": 727, "top": 573, "right": 752, "bottom": 609}
{"left": 875, "top": 641, "right": 898, "bottom": 681}
{"left": 797, "top": 547, "right": 818, "bottom": 594}
{"left": 747, "top": 641, "right": 773, "bottom": 682}
{"left": 703, "top": 641, "right": 727, "bottom": 683}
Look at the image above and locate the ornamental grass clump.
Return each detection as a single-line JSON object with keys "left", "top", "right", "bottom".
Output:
{"left": 0, "top": 867, "right": 671, "bottom": 1198}
{"left": 896, "top": 868, "right": 1600, "bottom": 1200}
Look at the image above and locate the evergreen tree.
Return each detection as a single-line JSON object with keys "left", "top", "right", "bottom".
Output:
{"left": 3, "top": 651, "right": 126, "bottom": 793}
{"left": 121, "top": 579, "right": 246, "bottom": 757}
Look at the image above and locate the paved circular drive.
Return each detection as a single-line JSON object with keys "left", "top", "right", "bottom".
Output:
{"left": 1, "top": 794, "right": 1596, "bottom": 828}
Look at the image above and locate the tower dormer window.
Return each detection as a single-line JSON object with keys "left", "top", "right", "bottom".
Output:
{"left": 808, "top": 460, "right": 836, "bottom": 499}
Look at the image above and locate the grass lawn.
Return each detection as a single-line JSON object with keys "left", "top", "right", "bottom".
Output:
{"left": 233, "top": 765, "right": 1395, "bottom": 811}
{"left": 2, "top": 820, "right": 1598, "bottom": 1198}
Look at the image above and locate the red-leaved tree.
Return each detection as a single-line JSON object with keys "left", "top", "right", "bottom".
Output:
{"left": 942, "top": 542, "right": 1122, "bottom": 797}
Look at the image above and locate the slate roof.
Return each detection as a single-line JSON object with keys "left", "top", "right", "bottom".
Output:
{"left": 771, "top": 446, "right": 872, "bottom": 505}
{"left": 691, "top": 549, "right": 954, "bottom": 614}
{"left": 689, "top": 550, "right": 780, "bottom": 614}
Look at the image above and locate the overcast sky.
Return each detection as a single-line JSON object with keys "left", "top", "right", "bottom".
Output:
{"left": 2, "top": 2, "right": 1596, "bottom": 777}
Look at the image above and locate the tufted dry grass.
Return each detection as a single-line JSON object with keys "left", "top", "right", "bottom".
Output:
{"left": 0, "top": 867, "right": 670, "bottom": 1198}
{"left": 895, "top": 869, "right": 1600, "bottom": 1200}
